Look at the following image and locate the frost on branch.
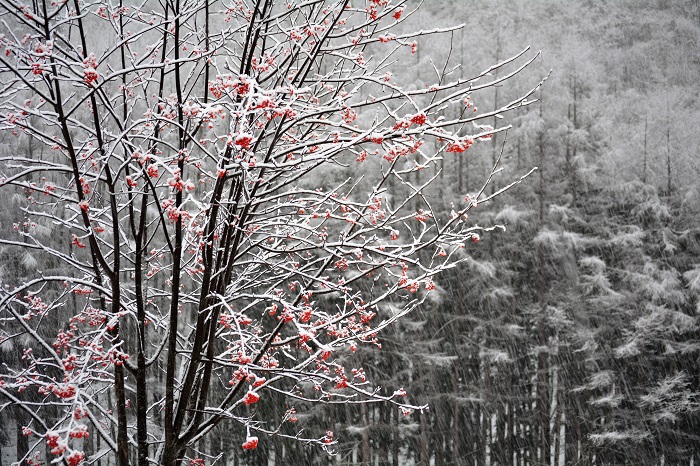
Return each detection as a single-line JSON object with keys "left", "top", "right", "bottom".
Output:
{"left": 0, "top": 0, "right": 543, "bottom": 464}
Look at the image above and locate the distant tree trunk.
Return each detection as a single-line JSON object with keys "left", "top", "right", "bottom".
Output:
{"left": 572, "top": 133, "right": 579, "bottom": 205}
{"left": 418, "top": 407, "right": 429, "bottom": 465}
{"left": 666, "top": 124, "right": 672, "bottom": 195}
{"left": 408, "top": 357, "right": 427, "bottom": 466}
{"left": 494, "top": 402, "right": 506, "bottom": 466}
{"left": 564, "top": 348, "right": 581, "bottom": 465}
{"left": 480, "top": 404, "right": 488, "bottom": 465}
{"left": 92, "top": 392, "right": 103, "bottom": 466}
{"left": 501, "top": 360, "right": 514, "bottom": 464}
{"left": 526, "top": 382, "right": 538, "bottom": 464}
{"left": 552, "top": 367, "right": 561, "bottom": 466}
{"left": 14, "top": 404, "right": 29, "bottom": 466}
{"left": 552, "top": 414, "right": 561, "bottom": 465}
{"left": 462, "top": 343, "right": 478, "bottom": 466}
{"left": 569, "top": 76, "right": 579, "bottom": 205}
{"left": 537, "top": 95, "right": 546, "bottom": 223}
{"left": 273, "top": 406, "right": 282, "bottom": 465}
{"left": 642, "top": 116, "right": 648, "bottom": 183}
{"left": 666, "top": 93, "right": 672, "bottom": 195}
{"left": 565, "top": 104, "right": 575, "bottom": 206}
{"left": 85, "top": 417, "right": 95, "bottom": 462}
{"left": 360, "top": 400, "right": 371, "bottom": 466}
{"left": 537, "top": 315, "right": 551, "bottom": 463}
{"left": 13, "top": 341, "right": 30, "bottom": 466}
{"left": 514, "top": 401, "right": 523, "bottom": 466}
{"left": 505, "top": 367, "right": 515, "bottom": 466}
{"left": 535, "top": 89, "right": 551, "bottom": 465}
{"left": 484, "top": 324, "right": 494, "bottom": 466}
{"left": 392, "top": 400, "right": 400, "bottom": 466}
{"left": 379, "top": 403, "right": 389, "bottom": 465}
{"left": 452, "top": 363, "right": 461, "bottom": 463}
{"left": 434, "top": 409, "right": 445, "bottom": 466}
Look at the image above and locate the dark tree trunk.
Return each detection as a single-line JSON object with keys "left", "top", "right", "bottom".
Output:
{"left": 360, "top": 400, "right": 371, "bottom": 466}
{"left": 393, "top": 400, "right": 400, "bottom": 466}
{"left": 434, "top": 406, "right": 444, "bottom": 466}
{"left": 379, "top": 402, "right": 389, "bottom": 465}
{"left": 14, "top": 404, "right": 29, "bottom": 466}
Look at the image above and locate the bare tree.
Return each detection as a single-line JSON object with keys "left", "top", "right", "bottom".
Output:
{"left": 0, "top": 0, "right": 543, "bottom": 464}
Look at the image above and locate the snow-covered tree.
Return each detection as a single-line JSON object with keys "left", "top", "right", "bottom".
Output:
{"left": 0, "top": 0, "right": 542, "bottom": 464}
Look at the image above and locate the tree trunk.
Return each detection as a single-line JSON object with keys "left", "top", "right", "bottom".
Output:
{"left": 361, "top": 401, "right": 371, "bottom": 466}
{"left": 419, "top": 409, "right": 430, "bottom": 465}
{"left": 14, "top": 404, "right": 29, "bottom": 466}
{"left": 453, "top": 372, "right": 461, "bottom": 463}
{"left": 434, "top": 407, "right": 444, "bottom": 466}
{"left": 379, "top": 403, "right": 389, "bottom": 465}
{"left": 642, "top": 116, "right": 648, "bottom": 183}
{"left": 393, "top": 400, "right": 400, "bottom": 466}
